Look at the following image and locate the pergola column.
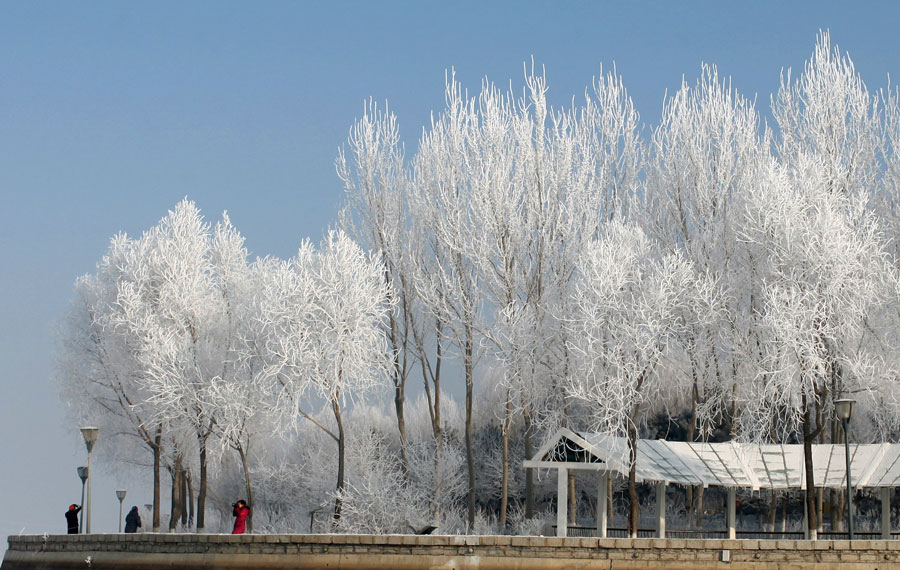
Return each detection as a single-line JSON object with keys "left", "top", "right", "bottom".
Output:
{"left": 656, "top": 482, "right": 666, "bottom": 538}
{"left": 557, "top": 467, "right": 568, "bottom": 537}
{"left": 727, "top": 487, "right": 736, "bottom": 540}
{"left": 596, "top": 472, "right": 608, "bottom": 538}
{"left": 882, "top": 487, "right": 891, "bottom": 540}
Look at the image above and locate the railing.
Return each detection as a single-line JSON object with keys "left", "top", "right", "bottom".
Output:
{"left": 817, "top": 531, "right": 900, "bottom": 540}
{"left": 555, "top": 526, "right": 900, "bottom": 539}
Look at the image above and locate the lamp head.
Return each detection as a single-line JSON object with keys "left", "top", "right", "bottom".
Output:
{"left": 77, "top": 466, "right": 88, "bottom": 483}
{"left": 116, "top": 489, "right": 126, "bottom": 502}
{"left": 835, "top": 399, "right": 856, "bottom": 421}
{"left": 80, "top": 427, "right": 99, "bottom": 453}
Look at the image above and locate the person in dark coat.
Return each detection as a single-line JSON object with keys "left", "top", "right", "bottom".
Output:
{"left": 65, "top": 504, "right": 82, "bottom": 534}
{"left": 124, "top": 506, "right": 141, "bottom": 533}
{"left": 232, "top": 500, "right": 250, "bottom": 534}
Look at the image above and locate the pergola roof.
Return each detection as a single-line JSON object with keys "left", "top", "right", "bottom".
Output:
{"left": 523, "top": 428, "right": 900, "bottom": 490}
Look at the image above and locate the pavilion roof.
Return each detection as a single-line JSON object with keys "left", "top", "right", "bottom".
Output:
{"left": 524, "top": 428, "right": 900, "bottom": 490}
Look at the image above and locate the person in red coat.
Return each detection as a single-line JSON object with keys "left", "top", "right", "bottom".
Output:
{"left": 232, "top": 500, "right": 250, "bottom": 534}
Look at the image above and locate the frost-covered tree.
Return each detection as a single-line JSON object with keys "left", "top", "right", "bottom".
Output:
{"left": 107, "top": 200, "right": 231, "bottom": 531}
{"left": 566, "top": 222, "right": 716, "bottom": 537}
{"left": 204, "top": 222, "right": 271, "bottom": 527}
{"left": 643, "top": 64, "right": 766, "bottom": 433}
{"left": 409, "top": 73, "right": 486, "bottom": 531}
{"left": 332, "top": 405, "right": 432, "bottom": 534}
{"left": 337, "top": 101, "right": 418, "bottom": 475}
{"left": 773, "top": 31, "right": 882, "bottom": 201}
{"left": 739, "top": 154, "right": 897, "bottom": 538}
{"left": 56, "top": 234, "right": 166, "bottom": 531}
{"left": 731, "top": 30, "right": 893, "bottom": 538}
{"left": 60, "top": 200, "right": 273, "bottom": 532}
{"left": 400, "top": 64, "right": 644, "bottom": 530}
{"left": 260, "top": 230, "right": 392, "bottom": 523}
{"left": 404, "top": 392, "right": 468, "bottom": 520}
{"left": 639, "top": 64, "right": 768, "bottom": 523}
{"left": 475, "top": 65, "right": 643, "bottom": 526}
{"left": 879, "top": 86, "right": 900, "bottom": 264}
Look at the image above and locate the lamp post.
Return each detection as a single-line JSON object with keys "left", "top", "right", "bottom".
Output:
{"left": 116, "top": 490, "right": 127, "bottom": 532}
{"left": 76, "top": 467, "right": 88, "bottom": 534}
{"left": 835, "top": 399, "right": 856, "bottom": 540}
{"left": 80, "top": 427, "right": 99, "bottom": 534}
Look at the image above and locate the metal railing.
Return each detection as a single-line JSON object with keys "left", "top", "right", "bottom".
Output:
{"left": 554, "top": 526, "right": 900, "bottom": 540}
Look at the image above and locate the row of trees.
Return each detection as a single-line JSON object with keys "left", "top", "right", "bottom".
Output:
{"left": 58, "top": 203, "right": 392, "bottom": 532}
{"left": 59, "top": 32, "right": 900, "bottom": 538}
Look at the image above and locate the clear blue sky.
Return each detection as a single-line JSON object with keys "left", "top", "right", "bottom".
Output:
{"left": 2, "top": 0, "right": 899, "bottom": 542}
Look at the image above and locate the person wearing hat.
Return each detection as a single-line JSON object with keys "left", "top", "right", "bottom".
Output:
{"left": 65, "top": 504, "right": 82, "bottom": 534}
{"left": 124, "top": 506, "right": 142, "bottom": 533}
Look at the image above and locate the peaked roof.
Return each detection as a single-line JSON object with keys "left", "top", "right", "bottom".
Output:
{"left": 524, "top": 428, "right": 900, "bottom": 490}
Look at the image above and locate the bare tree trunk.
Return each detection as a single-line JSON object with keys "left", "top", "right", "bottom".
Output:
{"left": 569, "top": 472, "right": 577, "bottom": 525}
{"left": 767, "top": 413, "right": 778, "bottom": 533}
{"left": 608, "top": 475, "right": 614, "bottom": 521}
{"left": 197, "top": 437, "right": 207, "bottom": 531}
{"left": 433, "top": 432, "right": 443, "bottom": 521}
{"left": 781, "top": 497, "right": 787, "bottom": 532}
{"left": 180, "top": 467, "right": 188, "bottom": 527}
{"left": 626, "top": 374, "right": 645, "bottom": 538}
{"left": 421, "top": 324, "right": 443, "bottom": 521}
{"left": 524, "top": 411, "right": 535, "bottom": 518}
{"left": 332, "top": 395, "right": 346, "bottom": 524}
{"left": 389, "top": 305, "right": 409, "bottom": 477}
{"left": 816, "top": 398, "right": 825, "bottom": 533}
{"left": 695, "top": 486, "right": 705, "bottom": 529}
{"left": 817, "top": 487, "right": 824, "bottom": 533}
{"left": 433, "top": 356, "right": 443, "bottom": 522}
{"left": 802, "top": 393, "right": 819, "bottom": 540}
{"left": 767, "top": 489, "right": 777, "bottom": 532}
{"left": 695, "top": 418, "right": 712, "bottom": 529}
{"left": 499, "top": 395, "right": 512, "bottom": 531}
{"left": 627, "top": 425, "right": 639, "bottom": 538}
{"left": 152, "top": 427, "right": 162, "bottom": 532}
{"left": 832, "top": 418, "right": 844, "bottom": 531}
{"left": 464, "top": 323, "right": 476, "bottom": 532}
{"left": 395, "top": 380, "right": 408, "bottom": 476}
{"left": 687, "top": 379, "right": 698, "bottom": 516}
{"left": 730, "top": 384, "right": 739, "bottom": 438}
{"left": 186, "top": 472, "right": 195, "bottom": 529}
{"left": 169, "top": 456, "right": 183, "bottom": 532}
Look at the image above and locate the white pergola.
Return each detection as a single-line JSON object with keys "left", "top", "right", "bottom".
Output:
{"left": 524, "top": 428, "right": 900, "bottom": 539}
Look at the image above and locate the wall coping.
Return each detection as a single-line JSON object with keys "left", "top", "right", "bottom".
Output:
{"left": 7, "top": 533, "right": 900, "bottom": 570}
{"left": 8, "top": 533, "right": 900, "bottom": 550}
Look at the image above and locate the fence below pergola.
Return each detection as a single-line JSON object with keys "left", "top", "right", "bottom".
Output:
{"left": 523, "top": 428, "right": 900, "bottom": 539}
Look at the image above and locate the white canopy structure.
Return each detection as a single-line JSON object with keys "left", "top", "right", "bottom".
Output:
{"left": 524, "top": 428, "right": 900, "bottom": 539}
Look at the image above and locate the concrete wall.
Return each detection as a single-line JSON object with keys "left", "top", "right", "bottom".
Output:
{"left": 6, "top": 533, "right": 900, "bottom": 569}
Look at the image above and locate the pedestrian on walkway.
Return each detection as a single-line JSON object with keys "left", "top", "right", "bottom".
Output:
{"left": 124, "top": 506, "right": 141, "bottom": 533}
{"left": 65, "top": 504, "right": 82, "bottom": 534}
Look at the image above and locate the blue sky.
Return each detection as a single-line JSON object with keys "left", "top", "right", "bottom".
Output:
{"left": 2, "top": 0, "right": 899, "bottom": 541}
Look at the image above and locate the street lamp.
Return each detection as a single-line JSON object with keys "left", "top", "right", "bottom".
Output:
{"left": 116, "top": 490, "right": 127, "bottom": 532}
{"left": 80, "top": 427, "right": 99, "bottom": 534}
{"left": 76, "top": 467, "right": 88, "bottom": 534}
{"left": 835, "top": 399, "right": 856, "bottom": 540}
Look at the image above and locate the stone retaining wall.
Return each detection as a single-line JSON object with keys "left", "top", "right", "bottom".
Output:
{"left": 5, "top": 533, "right": 900, "bottom": 569}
